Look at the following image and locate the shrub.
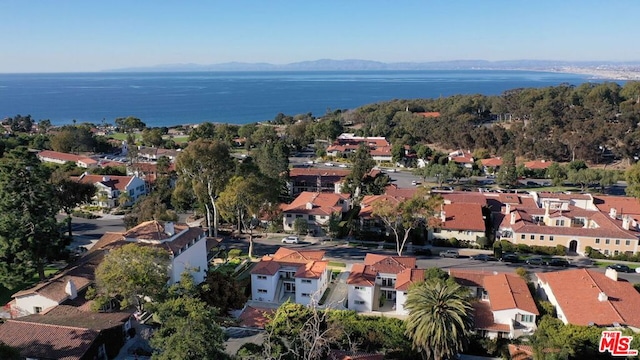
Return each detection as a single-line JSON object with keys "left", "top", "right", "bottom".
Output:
{"left": 227, "top": 249, "right": 242, "bottom": 259}
{"left": 72, "top": 210, "right": 100, "bottom": 219}
{"left": 448, "top": 237, "right": 459, "bottom": 247}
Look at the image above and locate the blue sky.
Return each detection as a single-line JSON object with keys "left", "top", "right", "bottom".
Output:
{"left": 1, "top": 0, "right": 639, "bottom": 72}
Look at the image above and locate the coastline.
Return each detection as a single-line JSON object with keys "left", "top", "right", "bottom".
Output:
{"left": 542, "top": 67, "right": 640, "bottom": 81}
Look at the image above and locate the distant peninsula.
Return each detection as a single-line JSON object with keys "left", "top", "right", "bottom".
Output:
{"left": 105, "top": 59, "right": 640, "bottom": 80}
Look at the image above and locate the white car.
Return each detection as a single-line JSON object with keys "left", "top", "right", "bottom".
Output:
{"left": 324, "top": 162, "right": 334, "bottom": 167}
{"left": 281, "top": 236, "right": 300, "bottom": 244}
{"left": 411, "top": 180, "right": 421, "bottom": 186}
{"left": 338, "top": 164, "right": 348, "bottom": 168}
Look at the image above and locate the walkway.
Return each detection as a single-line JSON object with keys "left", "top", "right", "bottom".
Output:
{"left": 323, "top": 264, "right": 350, "bottom": 310}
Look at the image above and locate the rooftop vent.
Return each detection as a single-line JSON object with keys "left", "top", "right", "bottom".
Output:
{"left": 598, "top": 292, "right": 608, "bottom": 302}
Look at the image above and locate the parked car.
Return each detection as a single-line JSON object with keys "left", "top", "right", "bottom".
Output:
{"left": 281, "top": 236, "right": 300, "bottom": 244}
{"left": 411, "top": 180, "right": 421, "bottom": 186}
{"left": 526, "top": 257, "right": 545, "bottom": 266}
{"left": 470, "top": 254, "right": 497, "bottom": 262}
{"left": 546, "top": 258, "right": 570, "bottom": 267}
{"left": 413, "top": 248, "right": 433, "bottom": 256}
{"left": 338, "top": 164, "right": 348, "bottom": 168}
{"left": 500, "top": 254, "right": 521, "bottom": 263}
{"left": 324, "top": 162, "right": 334, "bottom": 167}
{"left": 607, "top": 263, "right": 632, "bottom": 273}
{"left": 439, "top": 250, "right": 460, "bottom": 258}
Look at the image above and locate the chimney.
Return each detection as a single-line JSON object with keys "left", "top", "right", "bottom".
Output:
{"left": 598, "top": 291, "right": 609, "bottom": 302}
{"left": 65, "top": 279, "right": 77, "bottom": 300}
{"left": 102, "top": 176, "right": 110, "bottom": 182}
{"left": 609, "top": 207, "right": 617, "bottom": 219}
{"left": 622, "top": 216, "right": 631, "bottom": 230}
{"left": 605, "top": 267, "right": 619, "bottom": 281}
{"left": 165, "top": 222, "right": 175, "bottom": 236}
{"left": 440, "top": 210, "right": 446, "bottom": 223}
{"left": 504, "top": 203, "right": 511, "bottom": 215}
{"left": 510, "top": 212, "right": 516, "bottom": 225}
{"left": 306, "top": 202, "right": 314, "bottom": 210}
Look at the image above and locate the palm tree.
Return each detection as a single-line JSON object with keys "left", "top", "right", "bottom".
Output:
{"left": 404, "top": 280, "right": 473, "bottom": 360}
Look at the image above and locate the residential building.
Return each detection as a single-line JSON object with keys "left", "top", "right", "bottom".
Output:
{"left": 450, "top": 270, "right": 539, "bottom": 339}
{"left": 523, "top": 160, "right": 553, "bottom": 171}
{"left": 282, "top": 191, "right": 350, "bottom": 233}
{"left": 480, "top": 157, "right": 503, "bottom": 174}
{"left": 92, "top": 220, "right": 209, "bottom": 284}
{"left": 346, "top": 254, "right": 416, "bottom": 313}
{"left": 250, "top": 247, "right": 330, "bottom": 306}
{"left": 37, "top": 150, "right": 98, "bottom": 168}
{"left": 536, "top": 268, "right": 640, "bottom": 331}
{"left": 127, "top": 161, "right": 176, "bottom": 185}
{"left": 0, "top": 304, "right": 131, "bottom": 359}
{"left": 326, "top": 133, "right": 391, "bottom": 162}
{"left": 137, "top": 146, "right": 180, "bottom": 161}
{"left": 432, "top": 203, "right": 487, "bottom": 244}
{"left": 74, "top": 173, "right": 147, "bottom": 208}
{"left": 496, "top": 192, "right": 640, "bottom": 256}
{"left": 287, "top": 167, "right": 350, "bottom": 196}
{"left": 10, "top": 252, "right": 103, "bottom": 317}
{"left": 448, "top": 150, "right": 475, "bottom": 169}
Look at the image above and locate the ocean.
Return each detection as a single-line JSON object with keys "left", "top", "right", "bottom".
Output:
{"left": 0, "top": 70, "right": 598, "bottom": 127}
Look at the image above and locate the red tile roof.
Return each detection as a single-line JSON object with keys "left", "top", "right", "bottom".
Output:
{"left": 348, "top": 255, "right": 416, "bottom": 286}
{"left": 594, "top": 195, "right": 640, "bottom": 218}
{"left": 441, "top": 203, "right": 486, "bottom": 232}
{"left": 483, "top": 273, "right": 538, "bottom": 314}
{"left": 37, "top": 150, "right": 84, "bottom": 162}
{"left": 289, "top": 168, "right": 350, "bottom": 178}
{"left": 523, "top": 160, "right": 553, "bottom": 170}
{"left": 74, "top": 173, "right": 135, "bottom": 191}
{"left": 441, "top": 192, "right": 488, "bottom": 206}
{"left": 473, "top": 301, "right": 511, "bottom": 332}
{"left": 251, "top": 248, "right": 326, "bottom": 277}
{"left": 359, "top": 194, "right": 404, "bottom": 219}
{"left": 536, "top": 269, "right": 640, "bottom": 327}
{"left": 384, "top": 184, "right": 418, "bottom": 199}
{"left": 449, "top": 269, "right": 493, "bottom": 287}
{"left": 0, "top": 320, "right": 99, "bottom": 360}
{"left": 480, "top": 157, "right": 503, "bottom": 167}
{"left": 395, "top": 268, "right": 426, "bottom": 291}
{"left": 283, "top": 191, "right": 349, "bottom": 216}
{"left": 238, "top": 306, "right": 276, "bottom": 329}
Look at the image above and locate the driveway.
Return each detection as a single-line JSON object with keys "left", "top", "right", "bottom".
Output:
{"left": 323, "top": 265, "right": 350, "bottom": 310}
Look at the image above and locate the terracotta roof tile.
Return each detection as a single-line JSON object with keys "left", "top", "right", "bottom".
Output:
{"left": 536, "top": 269, "right": 640, "bottom": 327}
{"left": 441, "top": 203, "right": 486, "bottom": 232}
{"left": 480, "top": 157, "right": 503, "bottom": 167}
{"left": 483, "top": 273, "right": 538, "bottom": 314}
{"left": 251, "top": 248, "right": 326, "bottom": 277}
{"left": 473, "top": 301, "right": 511, "bottom": 332}
{"left": 395, "top": 268, "right": 426, "bottom": 291}
{"left": 238, "top": 306, "right": 276, "bottom": 329}
{"left": 441, "top": 192, "right": 488, "bottom": 206}
{"left": 295, "top": 261, "right": 328, "bottom": 279}
{"left": 594, "top": 195, "right": 640, "bottom": 218}
{"left": 37, "top": 150, "right": 85, "bottom": 163}
{"left": 283, "top": 191, "right": 349, "bottom": 216}
{"left": 523, "top": 160, "right": 553, "bottom": 170}
{"left": 75, "top": 173, "right": 135, "bottom": 191}
{"left": 20, "top": 305, "right": 130, "bottom": 330}
{"left": 363, "top": 254, "right": 416, "bottom": 273}
{"left": 346, "top": 264, "right": 375, "bottom": 286}
{"left": 0, "top": 320, "right": 99, "bottom": 360}
{"left": 449, "top": 269, "right": 493, "bottom": 287}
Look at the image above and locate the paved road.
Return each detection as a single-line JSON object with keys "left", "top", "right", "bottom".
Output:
{"left": 57, "top": 214, "right": 126, "bottom": 250}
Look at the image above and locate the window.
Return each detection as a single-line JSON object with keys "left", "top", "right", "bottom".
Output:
{"left": 296, "top": 214, "right": 303, "bottom": 218}
{"left": 355, "top": 286, "right": 364, "bottom": 291}
{"left": 34, "top": 306, "right": 42, "bottom": 314}
{"left": 549, "top": 236, "right": 554, "bottom": 241}
{"left": 540, "top": 235, "right": 544, "bottom": 241}
{"left": 521, "top": 234, "right": 526, "bottom": 240}
{"left": 616, "top": 239, "right": 620, "bottom": 245}
{"left": 257, "top": 275, "right": 267, "bottom": 280}
{"left": 129, "top": 189, "right": 134, "bottom": 196}
{"left": 302, "top": 293, "right": 311, "bottom": 297}
{"left": 286, "top": 214, "right": 292, "bottom": 218}
{"left": 555, "top": 219, "right": 565, "bottom": 226}
{"left": 354, "top": 300, "right": 365, "bottom": 305}
{"left": 308, "top": 215, "right": 316, "bottom": 220}
{"left": 595, "top": 238, "right": 600, "bottom": 244}
{"left": 604, "top": 249, "right": 610, "bottom": 255}
{"left": 605, "top": 239, "right": 610, "bottom": 245}
{"left": 530, "top": 235, "right": 535, "bottom": 240}
{"left": 258, "top": 289, "right": 268, "bottom": 293}
{"left": 614, "top": 250, "right": 619, "bottom": 256}
{"left": 301, "top": 279, "right": 312, "bottom": 284}
{"left": 626, "top": 240, "right": 631, "bottom": 246}
{"left": 519, "top": 314, "right": 534, "bottom": 323}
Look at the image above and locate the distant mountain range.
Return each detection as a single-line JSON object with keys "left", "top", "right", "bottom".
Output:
{"left": 106, "top": 59, "right": 640, "bottom": 72}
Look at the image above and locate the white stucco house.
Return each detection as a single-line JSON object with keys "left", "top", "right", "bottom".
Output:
{"left": 536, "top": 268, "right": 640, "bottom": 331}
{"left": 346, "top": 254, "right": 417, "bottom": 313}
{"left": 74, "top": 173, "right": 147, "bottom": 208}
{"left": 93, "top": 220, "right": 209, "bottom": 285}
{"left": 282, "top": 192, "right": 350, "bottom": 234}
{"left": 250, "top": 247, "right": 330, "bottom": 306}
{"left": 37, "top": 150, "right": 98, "bottom": 168}
{"left": 432, "top": 203, "right": 487, "bottom": 244}
{"left": 10, "top": 252, "right": 103, "bottom": 317}
{"left": 450, "top": 270, "right": 538, "bottom": 339}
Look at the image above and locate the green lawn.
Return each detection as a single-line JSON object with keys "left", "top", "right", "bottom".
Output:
{"left": 328, "top": 261, "right": 346, "bottom": 268}
{"left": 594, "top": 261, "right": 639, "bottom": 270}
{"left": 0, "top": 266, "right": 61, "bottom": 306}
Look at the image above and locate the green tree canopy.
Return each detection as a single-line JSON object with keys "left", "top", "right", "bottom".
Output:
{"left": 198, "top": 270, "right": 247, "bottom": 316}
{"left": 115, "top": 116, "right": 146, "bottom": 133}
{"left": 51, "top": 168, "right": 96, "bottom": 237}
{"left": 404, "top": 280, "right": 473, "bottom": 360}
{"left": 94, "top": 243, "right": 170, "bottom": 310}
{"left": 0, "top": 149, "right": 66, "bottom": 286}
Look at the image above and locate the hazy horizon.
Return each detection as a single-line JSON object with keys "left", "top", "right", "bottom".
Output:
{"left": 2, "top": 1, "right": 640, "bottom": 73}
